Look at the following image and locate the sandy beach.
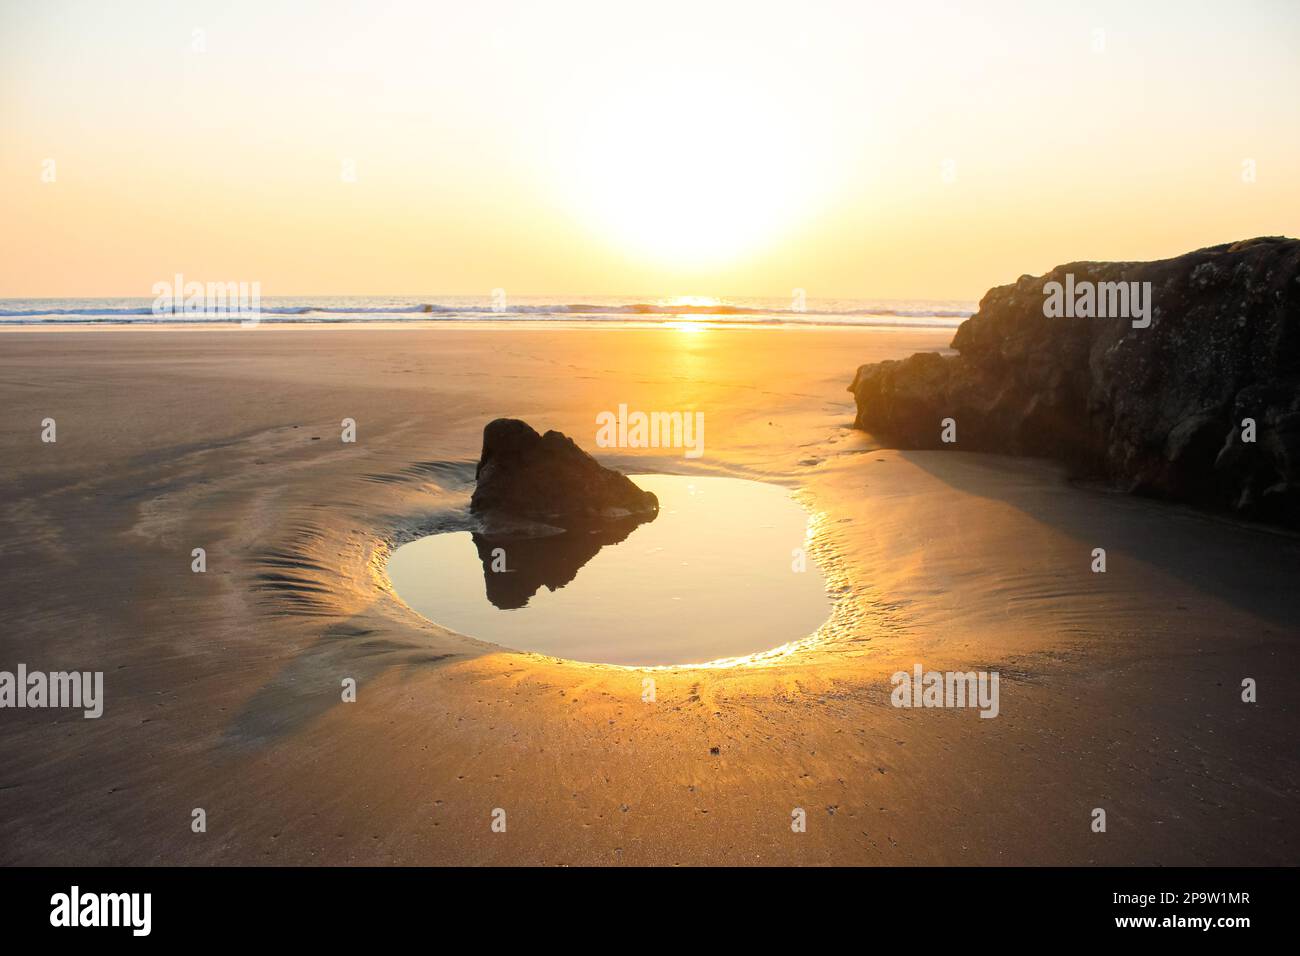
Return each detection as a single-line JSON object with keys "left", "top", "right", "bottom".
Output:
{"left": 0, "top": 323, "right": 1295, "bottom": 866}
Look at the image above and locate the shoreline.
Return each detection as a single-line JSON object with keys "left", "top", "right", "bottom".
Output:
{"left": 0, "top": 319, "right": 965, "bottom": 334}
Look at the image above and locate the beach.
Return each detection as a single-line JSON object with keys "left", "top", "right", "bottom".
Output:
{"left": 1, "top": 323, "right": 1296, "bottom": 866}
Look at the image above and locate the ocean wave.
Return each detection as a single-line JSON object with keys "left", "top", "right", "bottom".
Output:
{"left": 0, "top": 314, "right": 966, "bottom": 330}
{"left": 0, "top": 299, "right": 973, "bottom": 326}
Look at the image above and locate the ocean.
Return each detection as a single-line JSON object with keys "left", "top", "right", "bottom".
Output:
{"left": 0, "top": 295, "right": 974, "bottom": 329}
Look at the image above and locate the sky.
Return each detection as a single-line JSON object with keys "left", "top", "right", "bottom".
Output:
{"left": 1, "top": 0, "right": 1297, "bottom": 300}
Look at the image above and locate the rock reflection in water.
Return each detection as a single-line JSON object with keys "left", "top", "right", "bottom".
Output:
{"left": 386, "top": 475, "right": 831, "bottom": 666}
{"left": 472, "top": 513, "right": 655, "bottom": 609}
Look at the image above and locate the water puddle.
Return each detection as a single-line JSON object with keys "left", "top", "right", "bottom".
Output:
{"left": 386, "top": 474, "right": 830, "bottom": 666}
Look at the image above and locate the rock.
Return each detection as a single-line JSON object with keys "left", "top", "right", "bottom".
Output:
{"left": 848, "top": 237, "right": 1300, "bottom": 527}
{"left": 470, "top": 418, "right": 659, "bottom": 528}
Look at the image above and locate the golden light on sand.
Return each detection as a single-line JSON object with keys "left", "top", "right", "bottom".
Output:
{"left": 665, "top": 298, "right": 717, "bottom": 332}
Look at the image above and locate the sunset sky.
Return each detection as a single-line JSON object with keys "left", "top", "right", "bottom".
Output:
{"left": 2, "top": 0, "right": 1297, "bottom": 299}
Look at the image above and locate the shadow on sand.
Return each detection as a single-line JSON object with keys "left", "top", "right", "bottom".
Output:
{"left": 895, "top": 448, "right": 1300, "bottom": 632}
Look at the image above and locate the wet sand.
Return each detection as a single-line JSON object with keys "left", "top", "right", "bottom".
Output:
{"left": 1, "top": 323, "right": 1296, "bottom": 865}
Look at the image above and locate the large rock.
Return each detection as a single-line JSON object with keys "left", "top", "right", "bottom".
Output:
{"left": 470, "top": 418, "right": 659, "bottom": 527}
{"left": 849, "top": 237, "right": 1300, "bottom": 527}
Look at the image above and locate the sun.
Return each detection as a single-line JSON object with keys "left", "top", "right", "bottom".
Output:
{"left": 553, "top": 73, "right": 820, "bottom": 269}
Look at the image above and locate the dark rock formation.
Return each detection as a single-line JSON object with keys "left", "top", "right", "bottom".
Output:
{"left": 470, "top": 418, "right": 659, "bottom": 528}
{"left": 849, "top": 237, "right": 1300, "bottom": 527}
